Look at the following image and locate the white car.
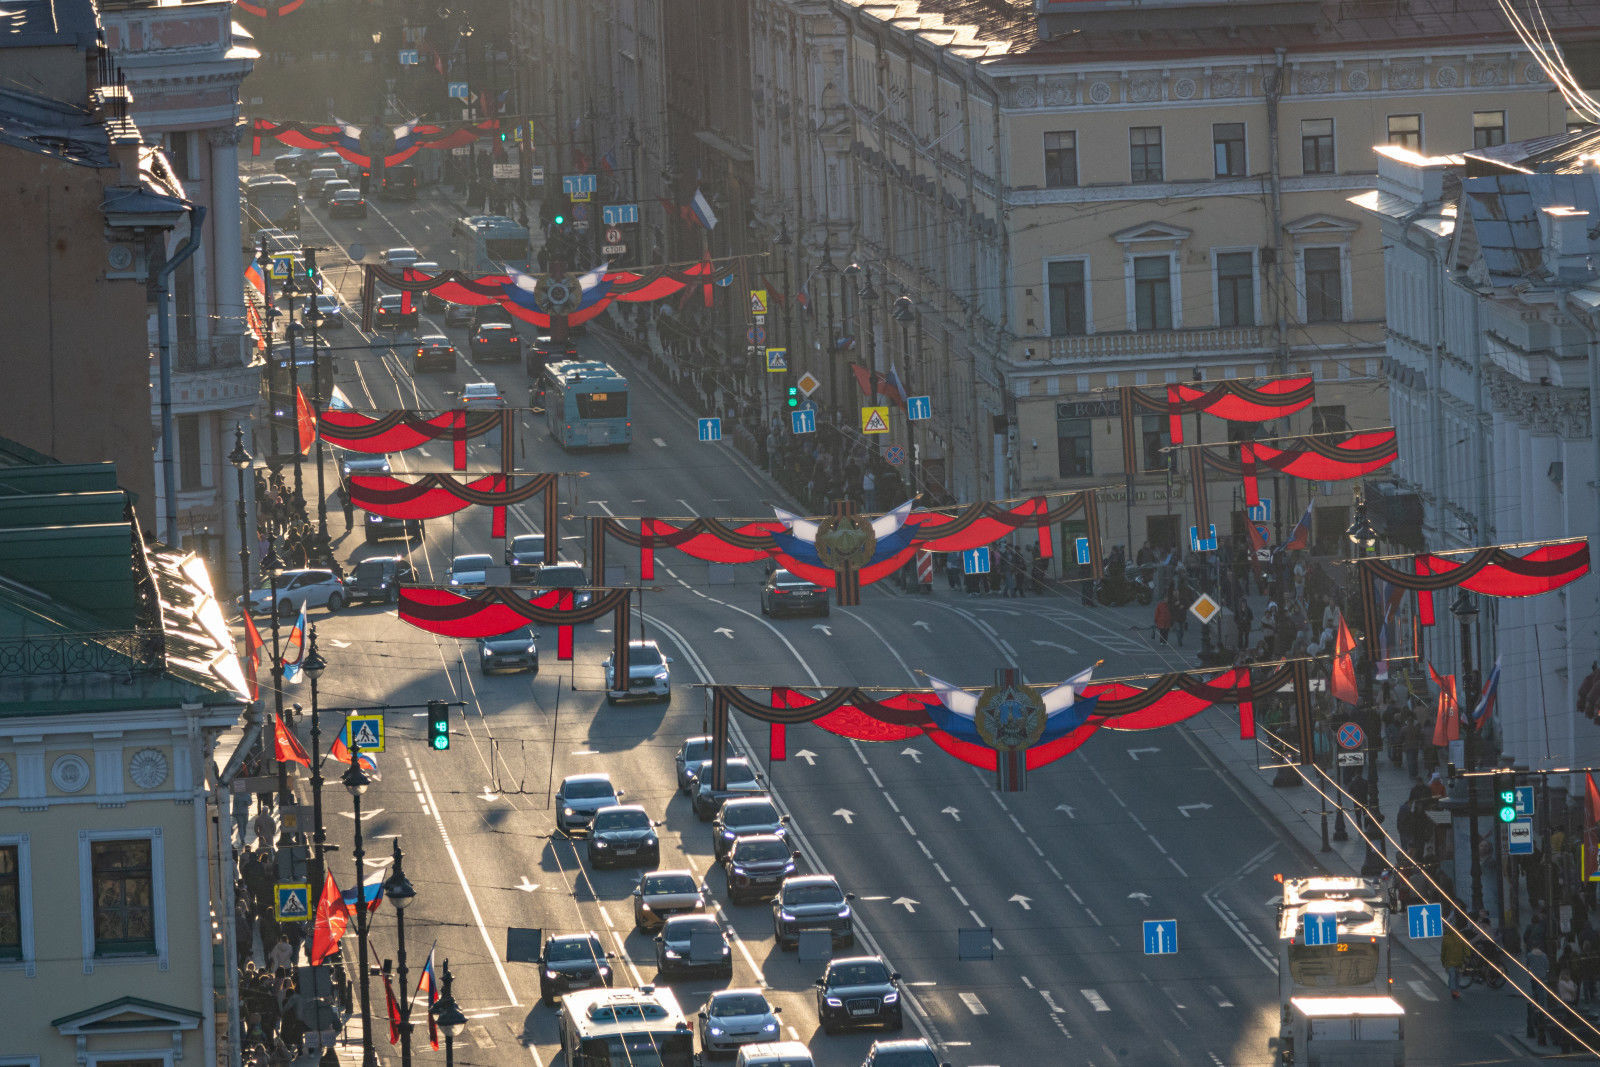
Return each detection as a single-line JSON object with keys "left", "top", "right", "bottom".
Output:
{"left": 381, "top": 246, "right": 421, "bottom": 269}
{"left": 698, "top": 988, "right": 782, "bottom": 1056}
{"left": 243, "top": 568, "right": 345, "bottom": 617}
{"left": 461, "top": 381, "right": 506, "bottom": 410}
{"left": 603, "top": 639, "right": 672, "bottom": 704}
{"left": 448, "top": 553, "right": 496, "bottom": 590}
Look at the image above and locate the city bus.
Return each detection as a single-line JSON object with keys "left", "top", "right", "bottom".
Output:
{"left": 455, "top": 214, "right": 531, "bottom": 272}
{"left": 543, "top": 360, "right": 631, "bottom": 450}
{"left": 556, "top": 986, "right": 694, "bottom": 1067}
{"left": 243, "top": 174, "right": 300, "bottom": 250}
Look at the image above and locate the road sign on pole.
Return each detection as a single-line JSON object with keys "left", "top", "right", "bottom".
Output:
{"left": 601, "top": 203, "right": 639, "bottom": 226}
{"left": 1407, "top": 903, "right": 1443, "bottom": 939}
{"left": 1508, "top": 820, "right": 1534, "bottom": 855}
{"left": 1247, "top": 499, "right": 1273, "bottom": 523}
{"left": 562, "top": 174, "right": 597, "bottom": 197}
{"left": 765, "top": 348, "right": 787, "bottom": 371}
{"left": 962, "top": 547, "right": 990, "bottom": 575}
{"left": 1075, "top": 537, "right": 1091, "bottom": 565}
{"left": 861, "top": 407, "right": 890, "bottom": 434}
{"left": 1143, "top": 919, "right": 1178, "bottom": 955}
{"left": 447, "top": 82, "right": 469, "bottom": 100}
{"left": 1514, "top": 786, "right": 1535, "bottom": 818}
{"left": 275, "top": 883, "right": 311, "bottom": 922}
{"left": 884, "top": 446, "right": 905, "bottom": 466}
{"left": 797, "top": 372, "right": 820, "bottom": 397}
{"left": 1189, "top": 524, "right": 1218, "bottom": 552}
{"left": 1303, "top": 914, "right": 1339, "bottom": 946}
{"left": 348, "top": 714, "right": 384, "bottom": 752}
{"left": 906, "top": 395, "right": 932, "bottom": 421}
{"left": 1336, "top": 722, "right": 1366, "bottom": 750}
{"left": 750, "top": 290, "right": 768, "bottom": 314}
{"left": 698, "top": 418, "right": 722, "bottom": 442}
{"left": 791, "top": 409, "right": 815, "bottom": 435}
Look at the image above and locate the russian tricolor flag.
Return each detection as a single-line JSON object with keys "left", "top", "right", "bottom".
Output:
{"left": 335, "top": 120, "right": 363, "bottom": 155}
{"left": 340, "top": 868, "right": 386, "bottom": 912}
{"left": 1472, "top": 656, "right": 1501, "bottom": 730}
{"left": 690, "top": 188, "right": 718, "bottom": 231}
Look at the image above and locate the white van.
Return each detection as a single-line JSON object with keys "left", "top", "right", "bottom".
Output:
{"left": 736, "top": 1043, "right": 814, "bottom": 1067}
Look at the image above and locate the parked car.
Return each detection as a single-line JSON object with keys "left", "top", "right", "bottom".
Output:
{"left": 691, "top": 757, "right": 764, "bottom": 820}
{"left": 602, "top": 639, "right": 673, "bottom": 704}
{"left": 448, "top": 553, "right": 496, "bottom": 590}
{"left": 721, "top": 835, "right": 798, "bottom": 905}
{"left": 760, "top": 569, "right": 829, "bottom": 618}
{"left": 698, "top": 989, "right": 782, "bottom": 1057}
{"left": 675, "top": 736, "right": 714, "bottom": 795}
{"left": 363, "top": 511, "right": 422, "bottom": 544}
{"left": 813, "top": 956, "right": 903, "bottom": 1033}
{"left": 773, "top": 874, "right": 855, "bottom": 950}
{"left": 345, "top": 555, "right": 412, "bottom": 605}
{"left": 632, "top": 869, "right": 706, "bottom": 931}
{"left": 412, "top": 335, "right": 458, "bottom": 374}
{"left": 555, "top": 773, "right": 622, "bottom": 834}
{"left": 654, "top": 914, "right": 732, "bottom": 980}
{"left": 328, "top": 187, "right": 367, "bottom": 219}
{"left": 712, "top": 796, "right": 788, "bottom": 860}
{"left": 471, "top": 321, "right": 522, "bottom": 362}
{"left": 536, "top": 931, "right": 613, "bottom": 1006}
{"left": 380, "top": 246, "right": 421, "bottom": 269}
{"left": 586, "top": 804, "right": 659, "bottom": 868}
{"left": 478, "top": 626, "right": 537, "bottom": 674}
{"left": 505, "top": 533, "right": 546, "bottom": 581}
{"left": 373, "top": 293, "right": 419, "bottom": 330}
{"left": 244, "top": 568, "right": 345, "bottom": 617}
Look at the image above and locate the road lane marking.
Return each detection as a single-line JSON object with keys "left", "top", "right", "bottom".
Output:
{"left": 898, "top": 815, "right": 917, "bottom": 835}
{"left": 1040, "top": 990, "right": 1066, "bottom": 1014}
{"left": 652, "top": 437, "right": 666, "bottom": 447}
{"left": 959, "top": 992, "right": 987, "bottom": 1015}
{"left": 1020, "top": 975, "right": 1034, "bottom": 988}
{"left": 916, "top": 840, "right": 933, "bottom": 859}
{"left": 1168, "top": 856, "right": 1190, "bottom": 877}
{"left": 933, "top": 863, "right": 950, "bottom": 883}
{"left": 1148, "top": 835, "right": 1168, "bottom": 855}
{"left": 1408, "top": 980, "right": 1437, "bottom": 1002}
{"left": 951, "top": 886, "right": 968, "bottom": 906}
{"left": 1081, "top": 988, "right": 1111, "bottom": 1012}
{"left": 1207, "top": 985, "right": 1234, "bottom": 1008}
{"left": 884, "top": 793, "right": 900, "bottom": 813}
{"left": 1084, "top": 908, "right": 1102, "bottom": 926}
{"left": 866, "top": 767, "right": 883, "bottom": 787}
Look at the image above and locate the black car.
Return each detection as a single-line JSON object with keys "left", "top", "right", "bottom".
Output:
{"left": 536, "top": 932, "right": 614, "bottom": 1005}
{"left": 363, "top": 510, "right": 423, "bottom": 544}
{"left": 505, "top": 533, "right": 546, "bottom": 581}
{"left": 712, "top": 796, "right": 788, "bottom": 860}
{"left": 413, "top": 335, "right": 458, "bottom": 374}
{"left": 720, "top": 835, "right": 797, "bottom": 904}
{"left": 691, "top": 757, "right": 764, "bottom": 821}
{"left": 760, "top": 569, "right": 829, "bottom": 618}
{"left": 345, "top": 555, "right": 412, "bottom": 605}
{"left": 773, "top": 874, "right": 854, "bottom": 949}
{"left": 373, "top": 293, "right": 419, "bottom": 330}
{"left": 862, "top": 1039, "right": 950, "bottom": 1067}
{"left": 328, "top": 187, "right": 367, "bottom": 218}
{"left": 586, "top": 804, "right": 660, "bottom": 868}
{"left": 675, "top": 736, "right": 714, "bottom": 795}
{"left": 654, "top": 914, "right": 733, "bottom": 980}
{"left": 478, "top": 626, "right": 537, "bottom": 674}
{"left": 472, "top": 322, "right": 522, "bottom": 362}
{"left": 526, "top": 334, "right": 577, "bottom": 377}
{"left": 814, "top": 956, "right": 903, "bottom": 1034}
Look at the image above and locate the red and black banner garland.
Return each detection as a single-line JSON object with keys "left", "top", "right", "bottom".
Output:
{"left": 399, "top": 587, "right": 635, "bottom": 671}
{"left": 317, "top": 409, "right": 509, "bottom": 470}
{"left": 347, "top": 473, "right": 559, "bottom": 541}
{"left": 1195, "top": 430, "right": 1400, "bottom": 508}
{"left": 250, "top": 119, "right": 495, "bottom": 167}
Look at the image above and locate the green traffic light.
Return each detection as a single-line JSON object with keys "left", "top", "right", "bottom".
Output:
{"left": 427, "top": 700, "right": 450, "bottom": 751}
{"left": 1498, "top": 804, "right": 1517, "bottom": 824}
{"left": 787, "top": 387, "right": 799, "bottom": 408}
{"left": 553, "top": 214, "right": 565, "bottom": 226}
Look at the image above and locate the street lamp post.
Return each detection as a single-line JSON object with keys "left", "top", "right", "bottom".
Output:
{"left": 342, "top": 762, "right": 378, "bottom": 1067}
{"left": 1346, "top": 493, "right": 1386, "bottom": 876}
{"left": 229, "top": 425, "right": 253, "bottom": 605}
{"left": 1452, "top": 590, "right": 1485, "bottom": 916}
{"left": 259, "top": 541, "right": 292, "bottom": 832}
{"left": 384, "top": 840, "right": 417, "bottom": 1067}
{"left": 305, "top": 247, "right": 331, "bottom": 563}
{"left": 258, "top": 238, "right": 280, "bottom": 459}
{"left": 859, "top": 268, "right": 880, "bottom": 470}
{"left": 432, "top": 960, "right": 469, "bottom": 1067}
{"left": 892, "top": 294, "right": 918, "bottom": 499}
{"left": 770, "top": 220, "right": 794, "bottom": 474}
{"left": 818, "top": 237, "right": 839, "bottom": 416}
{"left": 299, "top": 630, "right": 333, "bottom": 1046}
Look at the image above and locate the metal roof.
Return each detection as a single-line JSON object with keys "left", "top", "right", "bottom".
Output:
{"left": 1457, "top": 171, "right": 1600, "bottom": 289}
{"left": 0, "top": 0, "right": 101, "bottom": 52}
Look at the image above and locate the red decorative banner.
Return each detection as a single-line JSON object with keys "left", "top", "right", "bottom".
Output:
{"left": 317, "top": 409, "right": 507, "bottom": 470}
{"left": 347, "top": 473, "right": 559, "bottom": 540}
{"left": 1123, "top": 377, "right": 1315, "bottom": 445}
{"left": 250, "top": 119, "right": 495, "bottom": 167}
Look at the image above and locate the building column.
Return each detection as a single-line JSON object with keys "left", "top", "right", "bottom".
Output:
{"left": 209, "top": 125, "right": 245, "bottom": 336}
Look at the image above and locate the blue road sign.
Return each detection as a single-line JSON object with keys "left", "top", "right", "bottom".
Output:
{"left": 1407, "top": 903, "right": 1443, "bottom": 939}
{"left": 1336, "top": 722, "right": 1365, "bottom": 750}
{"left": 562, "top": 174, "right": 597, "bottom": 197}
{"left": 1143, "top": 919, "right": 1178, "bottom": 955}
{"left": 602, "top": 203, "right": 640, "bottom": 226}
{"left": 1508, "top": 819, "right": 1534, "bottom": 856}
{"left": 698, "top": 418, "right": 722, "bottom": 443}
{"left": 275, "top": 883, "right": 311, "bottom": 923}
{"left": 447, "top": 82, "right": 469, "bottom": 100}
{"left": 398, "top": 49, "right": 419, "bottom": 66}
{"left": 714, "top": 274, "right": 733, "bottom": 287}
{"left": 791, "top": 409, "right": 816, "bottom": 435}
{"left": 1303, "top": 914, "right": 1339, "bottom": 946}
{"left": 747, "top": 325, "right": 767, "bottom": 345}
{"left": 1075, "top": 537, "right": 1091, "bottom": 566}
{"left": 1189, "top": 524, "right": 1218, "bottom": 552}
{"left": 906, "top": 395, "right": 932, "bottom": 421}
{"left": 962, "top": 547, "right": 990, "bottom": 575}
{"left": 1514, "top": 786, "right": 1535, "bottom": 818}
{"left": 1247, "top": 498, "right": 1273, "bottom": 523}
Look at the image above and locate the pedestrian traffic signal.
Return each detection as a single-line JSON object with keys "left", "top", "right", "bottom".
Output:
{"left": 553, "top": 213, "right": 565, "bottom": 227}
{"left": 787, "top": 386, "right": 799, "bottom": 408}
{"left": 1497, "top": 776, "right": 1517, "bottom": 823}
{"left": 427, "top": 700, "right": 449, "bottom": 751}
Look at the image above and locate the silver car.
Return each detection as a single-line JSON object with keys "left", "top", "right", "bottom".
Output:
{"left": 699, "top": 988, "right": 782, "bottom": 1056}
{"left": 555, "top": 773, "right": 622, "bottom": 834}
{"left": 244, "top": 568, "right": 345, "bottom": 617}
{"left": 602, "top": 639, "right": 672, "bottom": 704}
{"left": 691, "top": 757, "right": 764, "bottom": 821}
{"left": 449, "top": 553, "right": 496, "bottom": 590}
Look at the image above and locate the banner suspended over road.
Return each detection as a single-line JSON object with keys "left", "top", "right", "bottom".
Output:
{"left": 316, "top": 409, "right": 510, "bottom": 470}
{"left": 250, "top": 118, "right": 497, "bottom": 168}
{"left": 347, "top": 473, "right": 560, "bottom": 541}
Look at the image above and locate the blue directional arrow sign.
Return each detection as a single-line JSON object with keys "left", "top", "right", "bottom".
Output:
{"left": 906, "top": 395, "right": 932, "bottom": 421}
{"left": 698, "top": 418, "right": 722, "bottom": 443}
{"left": 1075, "top": 537, "right": 1091, "bottom": 566}
{"left": 1143, "top": 919, "right": 1178, "bottom": 955}
{"left": 601, "top": 203, "right": 640, "bottom": 226}
{"left": 562, "top": 174, "right": 597, "bottom": 197}
{"left": 447, "top": 82, "right": 469, "bottom": 100}
{"left": 962, "top": 547, "right": 990, "bottom": 575}
{"left": 1189, "top": 524, "right": 1218, "bottom": 552}
{"left": 1407, "top": 903, "right": 1443, "bottom": 939}
{"left": 1514, "top": 786, "right": 1535, "bottom": 818}
{"left": 791, "top": 409, "right": 816, "bottom": 435}
{"left": 1247, "top": 498, "right": 1272, "bottom": 523}
{"left": 1303, "top": 913, "right": 1339, "bottom": 946}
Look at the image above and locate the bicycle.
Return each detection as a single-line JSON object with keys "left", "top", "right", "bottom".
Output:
{"left": 1458, "top": 945, "right": 1507, "bottom": 989}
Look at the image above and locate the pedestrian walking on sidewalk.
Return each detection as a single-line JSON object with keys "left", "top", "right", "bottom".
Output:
{"left": 1153, "top": 598, "right": 1174, "bottom": 644}
{"left": 1442, "top": 920, "right": 1469, "bottom": 999}
{"left": 1524, "top": 942, "right": 1551, "bottom": 1045}
{"left": 1401, "top": 718, "right": 1422, "bottom": 780}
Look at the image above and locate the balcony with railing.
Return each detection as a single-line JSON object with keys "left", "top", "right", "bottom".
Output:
{"left": 153, "top": 333, "right": 259, "bottom": 412}
{"left": 1034, "top": 326, "right": 1269, "bottom": 364}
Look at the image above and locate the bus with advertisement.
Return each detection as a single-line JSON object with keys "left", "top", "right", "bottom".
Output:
{"left": 542, "top": 359, "right": 631, "bottom": 451}
{"left": 556, "top": 985, "right": 694, "bottom": 1067}
{"left": 455, "top": 214, "right": 531, "bottom": 272}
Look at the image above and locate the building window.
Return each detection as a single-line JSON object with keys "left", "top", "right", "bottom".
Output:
{"left": 91, "top": 839, "right": 154, "bottom": 957}
{"left": 1213, "top": 122, "right": 1246, "bottom": 177}
{"left": 1133, "top": 255, "right": 1172, "bottom": 330}
{"left": 1301, "top": 119, "right": 1335, "bottom": 174}
{"left": 1303, "top": 247, "right": 1344, "bottom": 323}
{"left": 1057, "top": 416, "right": 1093, "bottom": 477}
{"left": 177, "top": 415, "right": 203, "bottom": 492}
{"left": 1387, "top": 114, "right": 1422, "bottom": 151}
{"left": 1216, "top": 252, "right": 1255, "bottom": 327}
{"left": 1130, "top": 126, "right": 1163, "bottom": 183}
{"left": 1473, "top": 110, "right": 1506, "bottom": 148}
{"left": 0, "top": 844, "right": 18, "bottom": 961}
{"left": 1141, "top": 415, "right": 1165, "bottom": 472}
{"left": 1044, "top": 131, "right": 1077, "bottom": 188}
{"left": 1047, "top": 260, "right": 1087, "bottom": 336}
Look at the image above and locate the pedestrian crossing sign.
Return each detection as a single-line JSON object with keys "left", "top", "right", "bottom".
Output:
{"left": 750, "top": 290, "right": 768, "bottom": 315}
{"left": 861, "top": 406, "right": 890, "bottom": 434}
{"left": 348, "top": 714, "right": 385, "bottom": 753}
{"left": 765, "top": 347, "right": 788, "bottom": 372}
{"left": 275, "top": 882, "right": 310, "bottom": 922}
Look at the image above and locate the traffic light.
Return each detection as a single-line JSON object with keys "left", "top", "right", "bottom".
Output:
{"left": 1496, "top": 774, "right": 1517, "bottom": 823}
{"left": 427, "top": 700, "right": 450, "bottom": 751}
{"left": 786, "top": 386, "right": 799, "bottom": 408}
{"left": 552, "top": 212, "right": 565, "bottom": 227}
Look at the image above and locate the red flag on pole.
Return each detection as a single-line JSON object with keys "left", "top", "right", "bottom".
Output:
{"left": 1429, "top": 663, "right": 1459, "bottom": 746}
{"left": 273, "top": 711, "right": 311, "bottom": 767}
{"left": 243, "top": 611, "right": 265, "bottom": 701}
{"left": 384, "top": 969, "right": 402, "bottom": 1044}
{"left": 296, "top": 386, "right": 316, "bottom": 454}
{"left": 1331, "top": 614, "right": 1359, "bottom": 706}
{"left": 310, "top": 871, "right": 350, "bottom": 965}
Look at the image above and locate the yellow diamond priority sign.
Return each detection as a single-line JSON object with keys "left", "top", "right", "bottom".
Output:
{"left": 861, "top": 407, "right": 890, "bottom": 434}
{"left": 1188, "top": 593, "right": 1221, "bottom": 625}
{"left": 797, "top": 372, "right": 820, "bottom": 397}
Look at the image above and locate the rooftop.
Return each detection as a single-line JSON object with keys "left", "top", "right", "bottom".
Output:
{"left": 0, "top": 0, "right": 100, "bottom": 51}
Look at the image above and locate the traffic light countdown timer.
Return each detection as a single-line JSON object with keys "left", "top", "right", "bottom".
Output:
{"left": 1497, "top": 773, "right": 1516, "bottom": 823}
{"left": 428, "top": 700, "right": 450, "bottom": 751}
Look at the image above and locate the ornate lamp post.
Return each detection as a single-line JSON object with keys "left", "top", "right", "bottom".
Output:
{"left": 384, "top": 841, "right": 417, "bottom": 1067}
{"left": 1345, "top": 493, "right": 1386, "bottom": 875}
{"left": 432, "top": 960, "right": 469, "bottom": 1066}
{"left": 859, "top": 267, "right": 881, "bottom": 468}
{"left": 297, "top": 629, "right": 339, "bottom": 1066}
{"left": 892, "top": 293, "right": 918, "bottom": 498}
{"left": 228, "top": 424, "right": 253, "bottom": 603}
{"left": 258, "top": 540, "right": 292, "bottom": 834}
{"left": 818, "top": 236, "right": 839, "bottom": 415}
{"left": 342, "top": 761, "right": 378, "bottom": 1067}
{"left": 1452, "top": 590, "right": 1485, "bottom": 915}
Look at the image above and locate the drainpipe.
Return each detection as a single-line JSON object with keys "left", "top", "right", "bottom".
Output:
{"left": 1266, "top": 48, "right": 1295, "bottom": 523}
{"left": 156, "top": 204, "right": 208, "bottom": 548}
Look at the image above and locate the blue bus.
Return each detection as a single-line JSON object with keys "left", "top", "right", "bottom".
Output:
{"left": 455, "top": 214, "right": 531, "bottom": 272}
{"left": 543, "top": 360, "right": 631, "bottom": 450}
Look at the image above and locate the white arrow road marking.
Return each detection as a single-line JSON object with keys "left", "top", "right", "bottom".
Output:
{"left": 1407, "top": 980, "right": 1437, "bottom": 1002}
{"left": 1207, "top": 985, "right": 1234, "bottom": 1008}
{"left": 1127, "top": 748, "right": 1159, "bottom": 760}
{"left": 1178, "top": 803, "right": 1213, "bottom": 817}
{"left": 913, "top": 620, "right": 932, "bottom": 631}
{"left": 478, "top": 789, "right": 499, "bottom": 802}
{"left": 942, "top": 807, "right": 961, "bottom": 821}
{"left": 892, "top": 897, "right": 920, "bottom": 913}
{"left": 1128, "top": 892, "right": 1151, "bottom": 907}
{"left": 1032, "top": 639, "right": 1078, "bottom": 653}
{"left": 1056, "top": 805, "right": 1076, "bottom": 818}
{"left": 333, "top": 809, "right": 384, "bottom": 819}
{"left": 902, "top": 747, "right": 923, "bottom": 763}
{"left": 1009, "top": 894, "right": 1033, "bottom": 910}
{"left": 514, "top": 877, "right": 539, "bottom": 893}
{"left": 793, "top": 749, "right": 818, "bottom": 766}
{"left": 813, "top": 624, "right": 833, "bottom": 636}
{"left": 714, "top": 627, "right": 735, "bottom": 639}
{"left": 652, "top": 437, "right": 666, "bottom": 448}
{"left": 959, "top": 992, "right": 988, "bottom": 1015}
{"left": 834, "top": 809, "right": 855, "bottom": 825}
{"left": 1039, "top": 990, "right": 1065, "bottom": 1014}
{"left": 1081, "top": 989, "right": 1111, "bottom": 1012}
{"left": 329, "top": 639, "right": 353, "bottom": 649}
